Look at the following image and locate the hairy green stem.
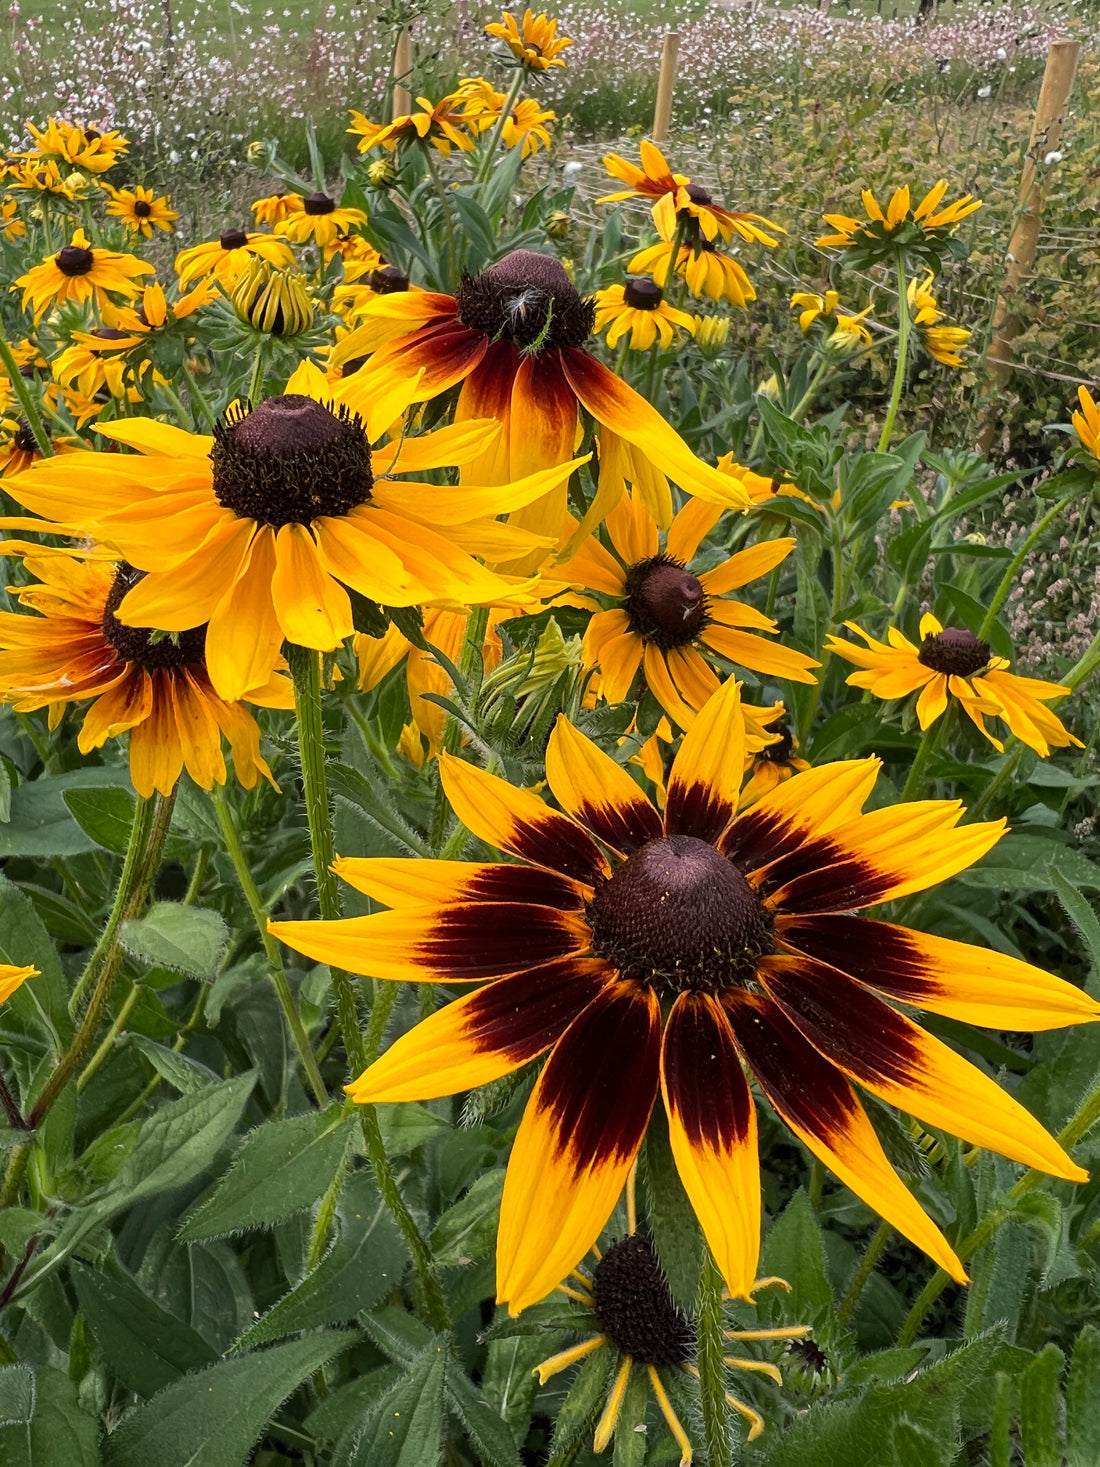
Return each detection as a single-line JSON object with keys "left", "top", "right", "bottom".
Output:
{"left": 423, "top": 145, "right": 458, "bottom": 291}
{"left": 0, "top": 328, "right": 52, "bottom": 458}
{"left": 837, "top": 1220, "right": 892, "bottom": 1327}
{"left": 76, "top": 984, "right": 142, "bottom": 1093}
{"left": 877, "top": 256, "right": 912, "bottom": 454}
{"left": 247, "top": 339, "right": 266, "bottom": 406}
{"left": 696, "top": 1250, "right": 731, "bottom": 1466}
{"left": 979, "top": 495, "right": 1073, "bottom": 640}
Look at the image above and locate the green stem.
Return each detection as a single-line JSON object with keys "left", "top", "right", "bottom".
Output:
{"left": 423, "top": 145, "right": 458, "bottom": 290}
{"left": 837, "top": 1220, "right": 892, "bottom": 1327}
{"left": 0, "top": 328, "right": 52, "bottom": 458}
{"left": 1066, "top": 626, "right": 1100, "bottom": 693}
{"left": 185, "top": 365, "right": 219, "bottom": 431}
{"left": 789, "top": 355, "right": 833, "bottom": 424}
{"left": 877, "top": 255, "right": 912, "bottom": 454}
{"left": 979, "top": 496, "right": 1073, "bottom": 641}
{"left": 696, "top": 1250, "right": 731, "bottom": 1467}
{"left": 211, "top": 783, "right": 328, "bottom": 1107}
{"left": 247, "top": 339, "right": 266, "bottom": 405}
{"left": 157, "top": 378, "right": 198, "bottom": 431}
{"left": 306, "top": 1122, "right": 354, "bottom": 1271}
{"left": 900, "top": 705, "right": 953, "bottom": 803}
{"left": 808, "top": 1158, "right": 825, "bottom": 1210}
{"left": 967, "top": 744, "right": 1025, "bottom": 822}
{"left": 33, "top": 790, "right": 174, "bottom": 1130}
{"left": 76, "top": 984, "right": 142, "bottom": 1093}
{"left": 476, "top": 70, "right": 524, "bottom": 184}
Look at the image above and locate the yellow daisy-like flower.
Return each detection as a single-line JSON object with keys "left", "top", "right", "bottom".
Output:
{"left": 740, "top": 719, "right": 810, "bottom": 806}
{"left": 105, "top": 184, "right": 178, "bottom": 237}
{"left": 5, "top": 360, "right": 584, "bottom": 703}
{"left": 550, "top": 488, "right": 819, "bottom": 729}
{"left": 251, "top": 191, "right": 304, "bottom": 227}
{"left": 1072, "top": 386, "right": 1100, "bottom": 459}
{"left": 15, "top": 227, "right": 154, "bottom": 322}
{"left": 593, "top": 279, "right": 695, "bottom": 351}
{"left": 0, "top": 965, "right": 38, "bottom": 1003}
{"left": 269, "top": 677, "right": 1096, "bottom": 1315}
{"left": 630, "top": 239, "right": 756, "bottom": 308}
{"left": 25, "top": 118, "right": 129, "bottom": 173}
{"left": 0, "top": 196, "right": 25, "bottom": 239}
{"left": 6, "top": 158, "right": 86, "bottom": 198}
{"left": 52, "top": 334, "right": 151, "bottom": 400}
{"left": 485, "top": 8, "right": 572, "bottom": 69}
{"left": 95, "top": 278, "right": 219, "bottom": 339}
{"left": 275, "top": 192, "right": 368, "bottom": 252}
{"left": 816, "top": 181, "right": 981, "bottom": 270}
{"left": 0, "top": 549, "right": 289, "bottom": 798}
{"left": 348, "top": 97, "right": 476, "bottom": 157}
{"left": 826, "top": 613, "right": 1083, "bottom": 756}
{"left": 174, "top": 229, "right": 295, "bottom": 290}
{"left": 0, "top": 415, "right": 76, "bottom": 477}
{"left": 503, "top": 97, "right": 556, "bottom": 157}
{"left": 904, "top": 274, "right": 970, "bottom": 364}
{"left": 453, "top": 77, "right": 507, "bottom": 134}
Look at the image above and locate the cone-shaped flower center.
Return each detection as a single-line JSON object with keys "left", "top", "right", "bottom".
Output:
{"left": 303, "top": 191, "right": 335, "bottom": 215}
{"left": 101, "top": 565, "right": 207, "bottom": 670}
{"left": 589, "top": 835, "right": 771, "bottom": 994}
{"left": 917, "top": 626, "right": 991, "bottom": 677}
{"left": 593, "top": 1235, "right": 695, "bottom": 1366}
{"left": 12, "top": 421, "right": 38, "bottom": 454}
{"left": 761, "top": 722, "right": 795, "bottom": 763}
{"left": 56, "top": 244, "right": 94, "bottom": 277}
{"left": 133, "top": 199, "right": 152, "bottom": 218}
{"left": 93, "top": 327, "right": 131, "bottom": 343}
{"left": 220, "top": 229, "right": 249, "bottom": 251}
{"left": 211, "top": 394, "right": 373, "bottom": 529}
{"left": 623, "top": 277, "right": 664, "bottom": 311}
{"left": 455, "top": 248, "right": 595, "bottom": 350}
{"left": 623, "top": 555, "right": 708, "bottom": 650}
{"left": 368, "top": 265, "right": 410, "bottom": 294}
{"left": 684, "top": 182, "right": 713, "bottom": 206}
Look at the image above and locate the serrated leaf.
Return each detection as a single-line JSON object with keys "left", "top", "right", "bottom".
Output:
{"left": 1020, "top": 1344, "right": 1065, "bottom": 1467}
{"left": 0, "top": 1365, "right": 99, "bottom": 1466}
{"left": 105, "top": 1329, "right": 357, "bottom": 1467}
{"left": 1051, "top": 868, "right": 1100, "bottom": 994}
{"left": 235, "top": 1173, "right": 408, "bottom": 1347}
{"left": 181, "top": 1105, "right": 350, "bottom": 1242}
{"left": 339, "top": 1341, "right": 446, "bottom": 1467}
{"left": 121, "top": 903, "right": 230, "bottom": 980}
{"left": 892, "top": 1420, "right": 948, "bottom": 1467}
{"left": 763, "top": 1189, "right": 832, "bottom": 1315}
{"left": 70, "top": 1261, "right": 217, "bottom": 1398}
{"left": 0, "top": 1364, "right": 35, "bottom": 1424}
{"left": 430, "top": 1168, "right": 504, "bottom": 1267}
{"left": 959, "top": 835, "right": 1100, "bottom": 892}
{"left": 445, "top": 1361, "right": 521, "bottom": 1467}
{"left": 129, "top": 1036, "right": 220, "bottom": 1095}
{"left": 63, "top": 785, "right": 138, "bottom": 855}
{"left": 361, "top": 1304, "right": 434, "bottom": 1369}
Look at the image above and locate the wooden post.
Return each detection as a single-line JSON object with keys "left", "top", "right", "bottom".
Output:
{"left": 978, "top": 38, "right": 1079, "bottom": 451}
{"left": 652, "top": 32, "right": 680, "bottom": 143}
{"left": 392, "top": 29, "right": 413, "bottom": 121}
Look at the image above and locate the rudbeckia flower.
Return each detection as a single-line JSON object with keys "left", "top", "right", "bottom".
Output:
{"left": 827, "top": 613, "right": 1082, "bottom": 756}
{"left": 906, "top": 273, "right": 970, "bottom": 366}
{"left": 1072, "top": 386, "right": 1100, "bottom": 459}
{"left": 15, "top": 227, "right": 154, "bottom": 322}
{"left": 0, "top": 550, "right": 289, "bottom": 797}
{"left": 740, "top": 720, "right": 809, "bottom": 806}
{"left": 601, "top": 142, "right": 782, "bottom": 251}
{"left": 0, "top": 197, "right": 25, "bottom": 239}
{"left": 270, "top": 678, "right": 1096, "bottom": 1313}
{"left": 630, "top": 238, "right": 757, "bottom": 308}
{"left": 790, "top": 289, "right": 871, "bottom": 347}
{"left": 0, "top": 966, "right": 37, "bottom": 1002}
{"left": 175, "top": 229, "right": 295, "bottom": 289}
{"left": 251, "top": 191, "right": 304, "bottom": 227}
{"left": 592, "top": 278, "right": 695, "bottom": 351}
{"left": 551, "top": 489, "right": 818, "bottom": 728}
{"left": 275, "top": 192, "right": 368, "bottom": 253}
{"left": 230, "top": 261, "right": 314, "bottom": 338}
{"left": 5, "top": 360, "right": 584, "bottom": 702}
{"left": 330, "top": 249, "right": 754, "bottom": 555}
{"left": 816, "top": 181, "right": 981, "bottom": 270}
{"left": 25, "top": 118, "right": 129, "bottom": 173}
{"left": 348, "top": 97, "right": 476, "bottom": 156}
{"left": 6, "top": 158, "right": 87, "bottom": 198}
{"left": 0, "top": 417, "right": 75, "bottom": 477}
{"left": 503, "top": 97, "right": 557, "bottom": 157}
{"left": 105, "top": 184, "right": 178, "bottom": 237}
{"left": 52, "top": 331, "right": 152, "bottom": 400}
{"left": 485, "top": 8, "right": 572, "bottom": 69}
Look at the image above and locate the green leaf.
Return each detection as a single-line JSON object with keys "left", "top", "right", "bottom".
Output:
{"left": 762, "top": 1189, "right": 832, "bottom": 1315}
{"left": 70, "top": 1261, "right": 217, "bottom": 1398}
{"left": 430, "top": 1167, "right": 504, "bottom": 1267}
{"left": 892, "top": 1421, "right": 948, "bottom": 1467}
{"left": 989, "top": 1372, "right": 1014, "bottom": 1467}
{"left": 0, "top": 1365, "right": 100, "bottom": 1467}
{"left": 1052, "top": 867, "right": 1100, "bottom": 993}
{"left": 959, "top": 834, "right": 1100, "bottom": 893}
{"left": 181, "top": 1106, "right": 350, "bottom": 1242}
{"left": 1067, "top": 1323, "right": 1100, "bottom": 1467}
{"left": 377, "top": 1102, "right": 449, "bottom": 1154}
{"left": 105, "top": 1329, "right": 357, "bottom": 1467}
{"left": 63, "top": 785, "right": 138, "bottom": 855}
{"left": 610, "top": 1364, "right": 648, "bottom": 1467}
{"left": 0, "top": 872, "right": 73, "bottom": 1047}
{"left": 121, "top": 903, "right": 230, "bottom": 980}
{"left": 338, "top": 1341, "right": 446, "bottom": 1467}
{"left": 0, "top": 767, "right": 133, "bottom": 858}
{"left": 0, "top": 1365, "right": 35, "bottom": 1424}
{"left": 0, "top": 1207, "right": 49, "bottom": 1257}
{"left": 1020, "top": 1344, "right": 1065, "bottom": 1467}
{"left": 445, "top": 1360, "right": 521, "bottom": 1467}
{"left": 640, "top": 1104, "right": 701, "bottom": 1310}
{"left": 235, "top": 1173, "right": 408, "bottom": 1347}
{"left": 128, "top": 1037, "right": 220, "bottom": 1095}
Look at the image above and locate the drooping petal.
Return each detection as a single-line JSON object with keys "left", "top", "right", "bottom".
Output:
{"left": 778, "top": 913, "right": 1100, "bottom": 1032}
{"left": 270, "top": 523, "right": 353, "bottom": 650}
{"left": 545, "top": 715, "right": 662, "bottom": 855}
{"left": 700, "top": 624, "right": 820, "bottom": 684}
{"left": 726, "top": 989, "right": 966, "bottom": 1282}
{"left": 345, "top": 956, "right": 614, "bottom": 1102}
{"left": 664, "top": 675, "right": 746, "bottom": 843}
{"left": 761, "top": 952, "right": 1086, "bottom": 1181}
{"left": 661, "top": 992, "right": 760, "bottom": 1300}
{"left": 440, "top": 752, "right": 609, "bottom": 885}
{"left": 114, "top": 514, "right": 257, "bottom": 632}
{"left": 332, "top": 856, "right": 589, "bottom": 910}
{"left": 204, "top": 526, "right": 285, "bottom": 703}
{"left": 497, "top": 980, "right": 662, "bottom": 1314}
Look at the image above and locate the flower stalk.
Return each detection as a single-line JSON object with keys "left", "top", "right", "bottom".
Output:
{"left": 0, "top": 325, "right": 52, "bottom": 458}
{"left": 878, "top": 256, "right": 912, "bottom": 454}
{"left": 696, "top": 1250, "right": 732, "bottom": 1466}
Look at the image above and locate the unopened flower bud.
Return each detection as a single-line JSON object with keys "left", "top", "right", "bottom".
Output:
{"left": 247, "top": 140, "right": 267, "bottom": 165}
{"left": 544, "top": 209, "right": 571, "bottom": 240}
{"left": 692, "top": 314, "right": 730, "bottom": 354}
{"left": 231, "top": 259, "right": 313, "bottom": 337}
{"left": 366, "top": 158, "right": 398, "bottom": 188}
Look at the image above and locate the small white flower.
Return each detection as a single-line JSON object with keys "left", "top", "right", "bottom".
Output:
{"left": 1044, "top": 150, "right": 1064, "bottom": 165}
{"left": 977, "top": 86, "right": 991, "bottom": 98}
{"left": 562, "top": 160, "right": 583, "bottom": 183}
{"left": 996, "top": 46, "right": 1007, "bottom": 60}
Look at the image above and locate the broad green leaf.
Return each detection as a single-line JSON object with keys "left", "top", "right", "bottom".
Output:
{"left": 0, "top": 1364, "right": 35, "bottom": 1424}
{"left": 1020, "top": 1344, "right": 1065, "bottom": 1467}
{"left": 430, "top": 1167, "right": 504, "bottom": 1267}
{"left": 762, "top": 1189, "right": 832, "bottom": 1315}
{"left": 105, "top": 1329, "right": 357, "bottom": 1467}
{"left": 0, "top": 1365, "right": 99, "bottom": 1467}
{"left": 1067, "top": 1323, "right": 1100, "bottom": 1467}
{"left": 337, "top": 1341, "right": 446, "bottom": 1467}
{"left": 641, "top": 1105, "right": 702, "bottom": 1310}
{"left": 960, "top": 834, "right": 1100, "bottom": 892}
{"left": 70, "top": 1261, "right": 217, "bottom": 1398}
{"left": 63, "top": 785, "right": 138, "bottom": 855}
{"left": 0, "top": 766, "right": 132, "bottom": 858}
{"left": 0, "top": 872, "right": 73, "bottom": 1047}
{"left": 892, "top": 1421, "right": 948, "bottom": 1467}
{"left": 0, "top": 1207, "right": 50, "bottom": 1257}
{"left": 361, "top": 1305, "right": 434, "bottom": 1369}
{"left": 377, "top": 1102, "right": 449, "bottom": 1154}
{"left": 121, "top": 902, "right": 230, "bottom": 980}
{"left": 234, "top": 1172, "right": 408, "bottom": 1347}
{"left": 181, "top": 1105, "right": 350, "bottom": 1242}
{"left": 481, "top": 1331, "right": 551, "bottom": 1437}
{"left": 962, "top": 1219, "right": 1030, "bottom": 1342}
{"left": 445, "top": 1360, "right": 522, "bottom": 1467}
{"left": 128, "top": 1037, "right": 220, "bottom": 1096}
{"left": 305, "top": 1368, "right": 402, "bottom": 1452}
{"left": 1051, "top": 867, "right": 1100, "bottom": 994}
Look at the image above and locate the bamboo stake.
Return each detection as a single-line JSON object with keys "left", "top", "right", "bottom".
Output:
{"left": 652, "top": 32, "right": 680, "bottom": 143}
{"left": 978, "top": 38, "right": 1079, "bottom": 452}
{"left": 392, "top": 29, "right": 414, "bottom": 121}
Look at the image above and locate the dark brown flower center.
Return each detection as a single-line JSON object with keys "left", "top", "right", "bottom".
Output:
{"left": 684, "top": 182, "right": 713, "bottom": 206}
{"left": 132, "top": 199, "right": 152, "bottom": 218}
{"left": 101, "top": 565, "right": 207, "bottom": 670}
{"left": 368, "top": 265, "right": 410, "bottom": 294}
{"left": 12, "top": 420, "right": 38, "bottom": 454}
{"left": 623, "top": 277, "right": 663, "bottom": 311}
{"left": 588, "top": 835, "right": 771, "bottom": 995}
{"left": 93, "top": 327, "right": 131, "bottom": 343}
{"left": 56, "top": 244, "right": 94, "bottom": 276}
{"left": 303, "top": 191, "right": 335, "bottom": 216}
{"left": 623, "top": 554, "right": 708, "bottom": 650}
{"left": 761, "top": 722, "right": 795, "bottom": 763}
{"left": 220, "top": 229, "right": 249, "bottom": 251}
{"left": 593, "top": 1235, "right": 695, "bottom": 1366}
{"left": 211, "top": 393, "right": 373, "bottom": 529}
{"left": 455, "top": 248, "right": 594, "bottom": 350}
{"left": 917, "top": 626, "right": 991, "bottom": 677}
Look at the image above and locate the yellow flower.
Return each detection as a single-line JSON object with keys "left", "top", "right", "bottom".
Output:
{"left": 231, "top": 261, "right": 314, "bottom": 337}
{"left": 348, "top": 97, "right": 476, "bottom": 156}
{"left": 692, "top": 313, "right": 730, "bottom": 353}
{"left": 630, "top": 238, "right": 756, "bottom": 307}
{"left": 105, "top": 184, "right": 178, "bottom": 237}
{"left": 550, "top": 488, "right": 818, "bottom": 729}
{"left": 817, "top": 181, "right": 981, "bottom": 269}
{"left": 6, "top": 158, "right": 83, "bottom": 198}
{"left": 740, "top": 718, "right": 810, "bottom": 806}
{"left": 52, "top": 334, "right": 150, "bottom": 400}
{"left": 251, "top": 191, "right": 304, "bottom": 227}
{"left": 503, "top": 98, "right": 556, "bottom": 157}
{"left": 274, "top": 192, "right": 368, "bottom": 252}
{"left": 0, "top": 965, "right": 37, "bottom": 1002}
{"left": 25, "top": 118, "right": 129, "bottom": 174}
{"left": 906, "top": 274, "right": 969, "bottom": 366}
{"left": 174, "top": 229, "right": 295, "bottom": 290}
{"left": 593, "top": 279, "right": 695, "bottom": 351}
{"left": 0, "top": 196, "right": 25, "bottom": 239}
{"left": 826, "top": 612, "right": 1083, "bottom": 756}
{"left": 15, "top": 227, "right": 154, "bottom": 322}
{"left": 485, "top": 8, "right": 572, "bottom": 69}
{"left": 0, "top": 549, "right": 289, "bottom": 797}
{"left": 1072, "top": 386, "right": 1100, "bottom": 458}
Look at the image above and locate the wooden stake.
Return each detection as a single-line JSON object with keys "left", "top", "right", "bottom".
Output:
{"left": 392, "top": 29, "right": 414, "bottom": 122}
{"left": 652, "top": 32, "right": 680, "bottom": 143}
{"left": 978, "top": 38, "right": 1079, "bottom": 450}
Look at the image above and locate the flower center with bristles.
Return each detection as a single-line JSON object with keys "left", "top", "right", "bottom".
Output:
{"left": 101, "top": 565, "right": 207, "bottom": 670}
{"left": 303, "top": 192, "right": 335, "bottom": 216}
{"left": 623, "top": 277, "right": 663, "bottom": 311}
{"left": 593, "top": 1235, "right": 695, "bottom": 1366}
{"left": 761, "top": 722, "right": 795, "bottom": 763}
{"left": 917, "top": 626, "right": 991, "bottom": 677}
{"left": 211, "top": 393, "right": 373, "bottom": 529}
{"left": 623, "top": 554, "right": 708, "bottom": 651}
{"left": 55, "top": 244, "right": 94, "bottom": 276}
{"left": 133, "top": 199, "right": 152, "bottom": 218}
{"left": 12, "top": 420, "right": 38, "bottom": 454}
{"left": 455, "top": 248, "right": 595, "bottom": 350}
{"left": 588, "top": 835, "right": 772, "bottom": 995}
{"left": 684, "top": 182, "right": 713, "bottom": 206}
{"left": 368, "top": 265, "right": 409, "bottom": 294}
{"left": 220, "top": 229, "right": 249, "bottom": 251}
